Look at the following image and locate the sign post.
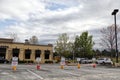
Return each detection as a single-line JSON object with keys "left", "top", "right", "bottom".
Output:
{"left": 36, "top": 57, "right": 41, "bottom": 70}
{"left": 77, "top": 58, "right": 80, "bottom": 69}
{"left": 60, "top": 57, "right": 65, "bottom": 69}
{"left": 11, "top": 57, "right": 18, "bottom": 71}
{"left": 92, "top": 58, "right": 96, "bottom": 68}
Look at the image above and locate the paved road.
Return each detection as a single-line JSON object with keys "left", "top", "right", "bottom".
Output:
{"left": 0, "top": 64, "right": 120, "bottom": 80}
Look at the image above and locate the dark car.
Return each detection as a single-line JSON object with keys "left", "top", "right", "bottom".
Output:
{"left": 0, "top": 57, "right": 5, "bottom": 63}
{"left": 0, "top": 57, "right": 9, "bottom": 63}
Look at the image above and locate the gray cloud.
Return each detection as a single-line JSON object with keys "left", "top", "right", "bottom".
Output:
{"left": 0, "top": 0, "right": 120, "bottom": 50}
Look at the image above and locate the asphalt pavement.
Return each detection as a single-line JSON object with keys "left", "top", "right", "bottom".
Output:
{"left": 0, "top": 63, "right": 120, "bottom": 80}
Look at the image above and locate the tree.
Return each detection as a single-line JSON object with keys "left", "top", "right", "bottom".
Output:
{"left": 74, "top": 31, "right": 94, "bottom": 58}
{"left": 100, "top": 24, "right": 120, "bottom": 57}
{"left": 93, "top": 49, "right": 101, "bottom": 57}
{"left": 29, "top": 36, "right": 38, "bottom": 44}
{"left": 9, "top": 33, "right": 19, "bottom": 42}
{"left": 54, "top": 33, "right": 72, "bottom": 58}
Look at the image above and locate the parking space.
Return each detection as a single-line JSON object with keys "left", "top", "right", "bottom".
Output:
{"left": 0, "top": 64, "right": 120, "bottom": 80}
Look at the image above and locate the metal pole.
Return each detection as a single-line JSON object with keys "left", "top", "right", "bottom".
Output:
{"left": 114, "top": 14, "right": 119, "bottom": 63}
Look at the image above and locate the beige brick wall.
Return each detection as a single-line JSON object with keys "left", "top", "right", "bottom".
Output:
{"left": 0, "top": 42, "right": 53, "bottom": 63}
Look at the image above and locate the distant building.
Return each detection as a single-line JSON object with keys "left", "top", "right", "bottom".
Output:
{"left": 0, "top": 38, "right": 53, "bottom": 63}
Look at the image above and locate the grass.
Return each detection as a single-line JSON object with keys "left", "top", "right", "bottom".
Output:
{"left": 111, "top": 58, "right": 120, "bottom": 63}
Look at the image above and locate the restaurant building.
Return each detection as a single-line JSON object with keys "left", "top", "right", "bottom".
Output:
{"left": 0, "top": 38, "right": 53, "bottom": 63}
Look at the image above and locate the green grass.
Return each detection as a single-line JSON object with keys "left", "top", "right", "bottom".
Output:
{"left": 111, "top": 58, "right": 120, "bottom": 63}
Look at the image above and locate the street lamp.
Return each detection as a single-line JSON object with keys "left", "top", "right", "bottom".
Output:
{"left": 111, "top": 9, "right": 119, "bottom": 63}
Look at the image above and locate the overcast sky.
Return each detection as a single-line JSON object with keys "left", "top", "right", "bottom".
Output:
{"left": 0, "top": 0, "right": 120, "bottom": 49}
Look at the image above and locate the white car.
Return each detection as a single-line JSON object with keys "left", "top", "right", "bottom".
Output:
{"left": 80, "top": 58, "right": 92, "bottom": 64}
{"left": 96, "top": 58, "right": 113, "bottom": 64}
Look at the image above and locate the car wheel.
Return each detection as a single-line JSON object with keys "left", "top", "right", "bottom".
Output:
{"left": 103, "top": 62, "right": 105, "bottom": 65}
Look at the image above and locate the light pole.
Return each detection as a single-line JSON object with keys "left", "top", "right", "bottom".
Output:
{"left": 111, "top": 9, "right": 119, "bottom": 63}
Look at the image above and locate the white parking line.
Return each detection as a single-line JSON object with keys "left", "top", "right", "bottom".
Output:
{"left": 61, "top": 70, "right": 80, "bottom": 76}
{"left": 27, "top": 69, "right": 44, "bottom": 80}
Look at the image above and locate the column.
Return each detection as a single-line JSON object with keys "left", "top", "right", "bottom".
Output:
{"left": 5, "top": 48, "right": 12, "bottom": 61}
{"left": 49, "top": 50, "right": 53, "bottom": 61}
{"left": 19, "top": 49, "right": 24, "bottom": 61}
{"left": 31, "top": 49, "right": 35, "bottom": 62}
{"left": 41, "top": 50, "right": 45, "bottom": 63}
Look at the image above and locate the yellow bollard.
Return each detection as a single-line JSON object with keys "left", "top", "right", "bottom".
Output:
{"left": 77, "top": 63, "right": 80, "bottom": 69}
{"left": 12, "top": 66, "right": 16, "bottom": 71}
{"left": 60, "top": 65, "right": 64, "bottom": 69}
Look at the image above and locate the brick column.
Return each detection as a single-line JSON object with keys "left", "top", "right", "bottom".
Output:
{"left": 49, "top": 50, "right": 53, "bottom": 61}
{"left": 31, "top": 49, "right": 35, "bottom": 62}
{"left": 19, "top": 49, "right": 24, "bottom": 61}
{"left": 5, "top": 48, "right": 12, "bottom": 61}
{"left": 41, "top": 50, "right": 45, "bottom": 63}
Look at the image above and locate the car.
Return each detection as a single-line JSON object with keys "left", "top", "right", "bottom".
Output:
{"left": 96, "top": 58, "right": 113, "bottom": 64}
{"left": 80, "top": 58, "right": 92, "bottom": 64}
{"left": 0, "top": 57, "right": 9, "bottom": 63}
{"left": 0, "top": 57, "right": 5, "bottom": 63}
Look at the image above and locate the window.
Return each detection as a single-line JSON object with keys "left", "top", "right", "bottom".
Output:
{"left": 25, "top": 49, "right": 31, "bottom": 59}
{"left": 0, "top": 48, "right": 6, "bottom": 58}
{"left": 12, "top": 48, "right": 20, "bottom": 57}
{"left": 45, "top": 50, "right": 50, "bottom": 59}
{"left": 35, "top": 50, "right": 41, "bottom": 59}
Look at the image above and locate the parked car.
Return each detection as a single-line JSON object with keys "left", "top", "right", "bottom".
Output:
{"left": 0, "top": 57, "right": 9, "bottom": 63}
{"left": 96, "top": 58, "right": 113, "bottom": 64}
{"left": 0, "top": 57, "right": 5, "bottom": 63}
{"left": 80, "top": 58, "right": 92, "bottom": 64}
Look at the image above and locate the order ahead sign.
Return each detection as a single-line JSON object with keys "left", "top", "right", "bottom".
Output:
{"left": 12, "top": 57, "right": 18, "bottom": 66}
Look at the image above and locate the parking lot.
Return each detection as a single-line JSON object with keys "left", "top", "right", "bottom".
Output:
{"left": 0, "top": 64, "right": 120, "bottom": 80}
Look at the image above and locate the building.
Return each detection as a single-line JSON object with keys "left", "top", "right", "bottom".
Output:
{"left": 0, "top": 38, "right": 53, "bottom": 63}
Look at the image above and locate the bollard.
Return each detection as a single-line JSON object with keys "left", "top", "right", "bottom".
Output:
{"left": 93, "top": 63, "right": 96, "bottom": 68}
{"left": 60, "top": 65, "right": 64, "bottom": 69}
{"left": 77, "top": 63, "right": 80, "bottom": 69}
{"left": 12, "top": 66, "right": 16, "bottom": 71}
{"left": 36, "top": 64, "right": 40, "bottom": 70}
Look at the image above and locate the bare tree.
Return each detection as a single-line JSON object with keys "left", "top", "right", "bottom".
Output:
{"left": 29, "top": 36, "right": 38, "bottom": 44}
{"left": 100, "top": 24, "right": 120, "bottom": 57}
{"left": 9, "top": 33, "right": 19, "bottom": 42}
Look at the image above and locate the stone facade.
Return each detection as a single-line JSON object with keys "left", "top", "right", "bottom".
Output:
{"left": 0, "top": 38, "right": 53, "bottom": 63}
